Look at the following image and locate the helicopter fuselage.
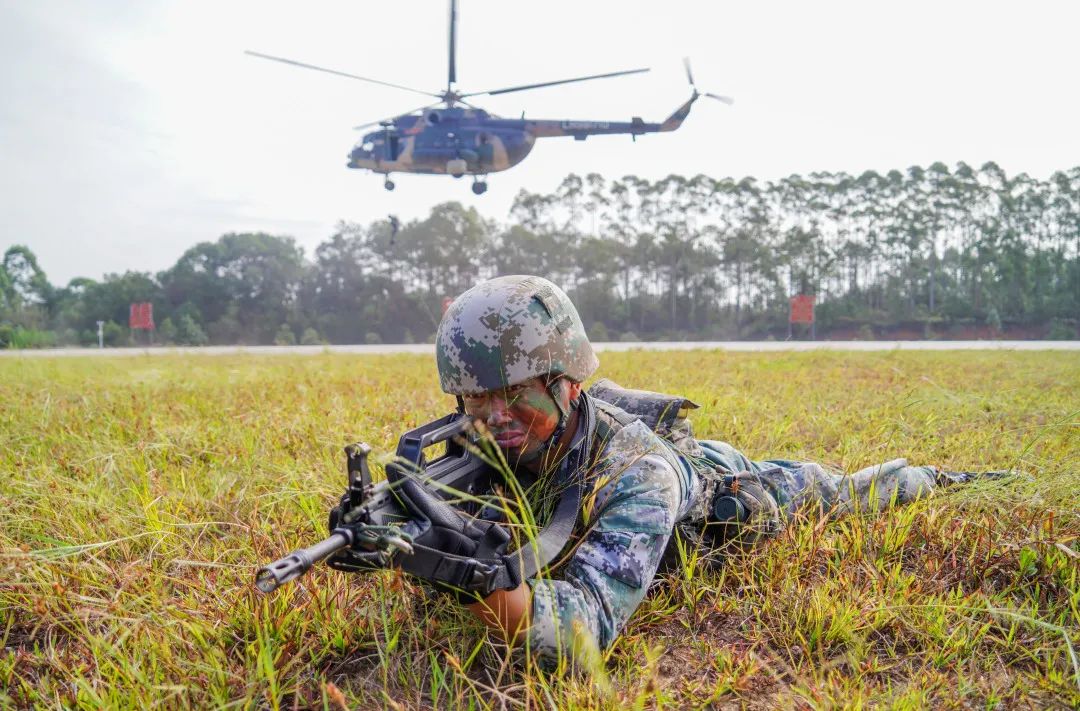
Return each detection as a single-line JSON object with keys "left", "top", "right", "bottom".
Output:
{"left": 347, "top": 98, "right": 696, "bottom": 178}
{"left": 349, "top": 109, "right": 533, "bottom": 176}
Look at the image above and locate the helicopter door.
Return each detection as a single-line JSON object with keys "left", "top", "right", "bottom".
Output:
{"left": 387, "top": 135, "right": 400, "bottom": 160}
{"left": 477, "top": 134, "right": 494, "bottom": 167}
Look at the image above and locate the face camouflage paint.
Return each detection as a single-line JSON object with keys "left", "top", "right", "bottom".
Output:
{"left": 462, "top": 377, "right": 566, "bottom": 460}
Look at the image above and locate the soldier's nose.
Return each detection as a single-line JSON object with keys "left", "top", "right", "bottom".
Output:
{"left": 486, "top": 397, "right": 513, "bottom": 426}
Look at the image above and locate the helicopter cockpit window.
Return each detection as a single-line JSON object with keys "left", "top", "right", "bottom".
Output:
{"left": 361, "top": 142, "right": 373, "bottom": 152}
{"left": 427, "top": 112, "right": 440, "bottom": 125}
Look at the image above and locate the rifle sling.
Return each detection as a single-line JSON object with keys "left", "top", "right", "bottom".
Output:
{"left": 514, "top": 393, "right": 594, "bottom": 580}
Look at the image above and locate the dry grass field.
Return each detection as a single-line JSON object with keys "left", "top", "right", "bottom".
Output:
{"left": 1, "top": 351, "right": 1078, "bottom": 709}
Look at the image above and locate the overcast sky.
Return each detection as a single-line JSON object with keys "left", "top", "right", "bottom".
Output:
{"left": 3, "top": 0, "right": 1079, "bottom": 285}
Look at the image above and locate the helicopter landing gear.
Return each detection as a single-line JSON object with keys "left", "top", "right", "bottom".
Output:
{"left": 471, "top": 178, "right": 488, "bottom": 195}
{"left": 383, "top": 177, "right": 395, "bottom": 191}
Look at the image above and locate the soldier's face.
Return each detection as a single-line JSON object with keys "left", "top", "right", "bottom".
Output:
{"left": 462, "top": 376, "right": 581, "bottom": 457}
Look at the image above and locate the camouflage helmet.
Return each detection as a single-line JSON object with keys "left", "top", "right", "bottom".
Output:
{"left": 436, "top": 275, "right": 599, "bottom": 396}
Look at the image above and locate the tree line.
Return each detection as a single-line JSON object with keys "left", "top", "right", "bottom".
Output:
{"left": 2, "top": 161, "right": 1077, "bottom": 348}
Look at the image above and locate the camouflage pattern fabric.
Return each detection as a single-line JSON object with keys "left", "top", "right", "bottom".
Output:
{"left": 587, "top": 378, "right": 699, "bottom": 435}
{"left": 524, "top": 418, "right": 939, "bottom": 667}
{"left": 436, "top": 275, "right": 599, "bottom": 395}
{"left": 684, "top": 442, "right": 936, "bottom": 521}
{"left": 526, "top": 418, "right": 696, "bottom": 664}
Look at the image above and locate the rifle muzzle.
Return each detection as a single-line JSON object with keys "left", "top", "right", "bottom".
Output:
{"left": 255, "top": 531, "right": 351, "bottom": 593}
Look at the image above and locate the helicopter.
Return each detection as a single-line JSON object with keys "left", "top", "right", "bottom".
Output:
{"left": 246, "top": 1, "right": 732, "bottom": 194}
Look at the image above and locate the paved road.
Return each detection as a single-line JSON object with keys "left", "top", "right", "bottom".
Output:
{"left": 3, "top": 341, "right": 1078, "bottom": 358}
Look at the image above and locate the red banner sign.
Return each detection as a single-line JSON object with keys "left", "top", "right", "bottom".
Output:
{"left": 789, "top": 295, "right": 814, "bottom": 324}
{"left": 129, "top": 302, "right": 155, "bottom": 330}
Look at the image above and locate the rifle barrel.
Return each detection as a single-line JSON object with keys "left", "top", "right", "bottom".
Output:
{"left": 255, "top": 532, "right": 351, "bottom": 593}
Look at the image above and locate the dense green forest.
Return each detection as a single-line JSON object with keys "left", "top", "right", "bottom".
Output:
{"left": 2, "top": 162, "right": 1078, "bottom": 347}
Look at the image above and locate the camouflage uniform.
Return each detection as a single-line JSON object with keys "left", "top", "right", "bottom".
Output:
{"left": 527, "top": 411, "right": 695, "bottom": 662}
{"left": 523, "top": 392, "right": 939, "bottom": 665}
{"left": 434, "top": 276, "right": 941, "bottom": 666}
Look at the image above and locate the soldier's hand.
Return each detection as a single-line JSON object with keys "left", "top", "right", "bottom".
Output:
{"left": 395, "top": 475, "right": 522, "bottom": 601}
{"left": 397, "top": 476, "right": 511, "bottom": 559}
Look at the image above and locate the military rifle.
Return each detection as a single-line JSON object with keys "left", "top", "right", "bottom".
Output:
{"left": 255, "top": 413, "right": 493, "bottom": 593}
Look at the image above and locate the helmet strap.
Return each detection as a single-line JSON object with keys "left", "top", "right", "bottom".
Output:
{"left": 536, "top": 378, "right": 578, "bottom": 462}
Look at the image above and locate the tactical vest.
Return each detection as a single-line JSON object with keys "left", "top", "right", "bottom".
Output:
{"left": 586, "top": 379, "right": 755, "bottom": 551}
{"left": 583, "top": 378, "right": 727, "bottom": 570}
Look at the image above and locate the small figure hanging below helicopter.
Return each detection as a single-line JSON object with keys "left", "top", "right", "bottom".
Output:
{"left": 387, "top": 215, "right": 401, "bottom": 246}
{"left": 246, "top": 1, "right": 732, "bottom": 192}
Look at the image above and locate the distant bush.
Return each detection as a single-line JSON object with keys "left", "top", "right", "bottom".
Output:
{"left": 589, "top": 322, "right": 611, "bottom": 342}
{"left": 176, "top": 315, "right": 208, "bottom": 346}
{"left": 274, "top": 324, "right": 297, "bottom": 346}
{"left": 619, "top": 331, "right": 639, "bottom": 342}
{"left": 1047, "top": 319, "right": 1075, "bottom": 340}
{"left": 157, "top": 317, "right": 177, "bottom": 344}
{"left": 365, "top": 332, "right": 382, "bottom": 345}
{"left": 0, "top": 325, "right": 55, "bottom": 349}
{"left": 102, "top": 321, "right": 126, "bottom": 347}
{"left": 857, "top": 324, "right": 875, "bottom": 340}
{"left": 300, "top": 327, "right": 322, "bottom": 346}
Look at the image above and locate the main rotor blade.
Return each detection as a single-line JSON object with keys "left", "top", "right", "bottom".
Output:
{"left": 447, "top": 0, "right": 458, "bottom": 88}
{"left": 245, "top": 51, "right": 440, "bottom": 99}
{"left": 464, "top": 67, "right": 650, "bottom": 97}
{"left": 352, "top": 119, "right": 389, "bottom": 132}
{"left": 352, "top": 102, "right": 442, "bottom": 131}
{"left": 704, "top": 92, "right": 735, "bottom": 106}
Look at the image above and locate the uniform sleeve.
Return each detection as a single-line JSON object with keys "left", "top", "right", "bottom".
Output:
{"left": 525, "top": 421, "right": 687, "bottom": 665}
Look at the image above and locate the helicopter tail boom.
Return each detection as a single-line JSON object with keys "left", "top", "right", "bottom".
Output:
{"left": 658, "top": 94, "right": 699, "bottom": 132}
{"left": 521, "top": 94, "right": 701, "bottom": 140}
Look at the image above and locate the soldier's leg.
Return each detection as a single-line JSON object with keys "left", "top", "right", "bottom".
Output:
{"left": 756, "top": 458, "right": 939, "bottom": 516}
{"left": 697, "top": 441, "right": 839, "bottom": 521}
{"left": 767, "top": 461, "right": 1012, "bottom": 515}
{"left": 696, "top": 441, "right": 940, "bottom": 547}
{"left": 695, "top": 441, "right": 818, "bottom": 547}
{"left": 830, "top": 459, "right": 937, "bottom": 514}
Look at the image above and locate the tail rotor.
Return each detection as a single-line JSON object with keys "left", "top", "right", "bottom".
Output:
{"left": 683, "top": 57, "right": 734, "bottom": 106}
